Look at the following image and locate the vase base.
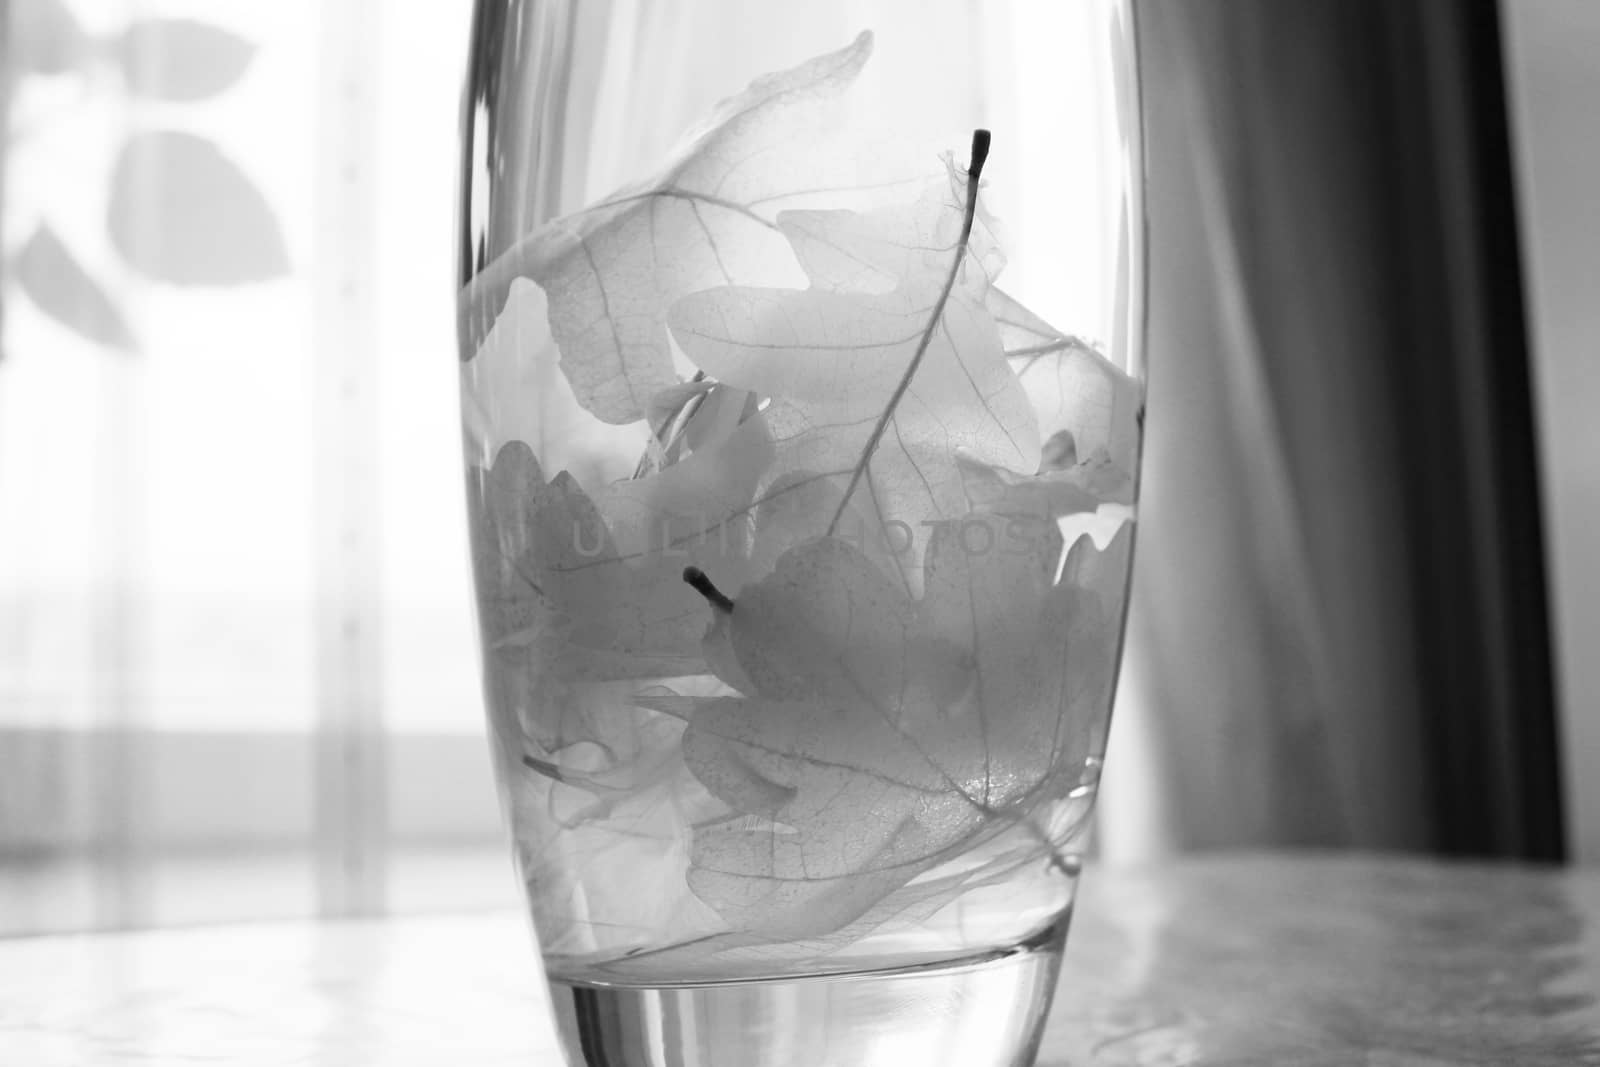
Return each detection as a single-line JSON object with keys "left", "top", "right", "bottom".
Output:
{"left": 546, "top": 921, "right": 1069, "bottom": 1067}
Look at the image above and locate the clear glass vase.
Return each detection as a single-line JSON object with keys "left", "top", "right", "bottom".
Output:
{"left": 456, "top": 4, "right": 1144, "bottom": 1064}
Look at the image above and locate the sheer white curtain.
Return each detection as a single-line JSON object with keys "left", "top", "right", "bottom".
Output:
{"left": 0, "top": 0, "right": 507, "bottom": 933}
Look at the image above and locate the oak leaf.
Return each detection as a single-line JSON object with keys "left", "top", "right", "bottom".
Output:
{"left": 661, "top": 520, "right": 1124, "bottom": 939}
{"left": 468, "top": 430, "right": 772, "bottom": 692}
{"left": 462, "top": 32, "right": 915, "bottom": 425}
{"left": 669, "top": 167, "right": 1040, "bottom": 590}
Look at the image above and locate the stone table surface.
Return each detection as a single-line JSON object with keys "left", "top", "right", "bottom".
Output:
{"left": 4, "top": 852, "right": 1599, "bottom": 1066}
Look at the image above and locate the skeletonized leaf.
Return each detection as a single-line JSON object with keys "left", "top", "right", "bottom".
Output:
{"left": 1063, "top": 522, "right": 1136, "bottom": 616}
{"left": 774, "top": 167, "right": 1004, "bottom": 302}
{"left": 14, "top": 224, "right": 136, "bottom": 350}
{"left": 593, "top": 409, "right": 775, "bottom": 576}
{"left": 918, "top": 515, "right": 1113, "bottom": 793}
{"left": 672, "top": 527, "right": 1128, "bottom": 938}
{"left": 987, "top": 285, "right": 1068, "bottom": 352}
{"left": 681, "top": 539, "right": 980, "bottom": 936}
{"left": 670, "top": 181, "right": 1040, "bottom": 590}
{"left": 956, "top": 454, "right": 1102, "bottom": 535}
{"left": 455, "top": 34, "right": 1144, "bottom": 960}
{"left": 109, "top": 131, "right": 289, "bottom": 285}
{"left": 683, "top": 382, "right": 755, "bottom": 454}
{"left": 469, "top": 394, "right": 781, "bottom": 685}
{"left": 462, "top": 277, "right": 654, "bottom": 479}
{"left": 114, "top": 19, "right": 258, "bottom": 101}
{"left": 1017, "top": 340, "right": 1143, "bottom": 488}
{"left": 462, "top": 278, "right": 556, "bottom": 461}
{"left": 474, "top": 442, "right": 722, "bottom": 686}
{"left": 460, "top": 32, "right": 927, "bottom": 424}
{"left": 491, "top": 682, "right": 728, "bottom": 962}
{"left": 994, "top": 294, "right": 1143, "bottom": 485}
{"left": 573, "top": 837, "right": 1049, "bottom": 980}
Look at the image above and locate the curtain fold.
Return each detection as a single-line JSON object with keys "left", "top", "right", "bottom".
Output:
{"left": 1114, "top": 0, "right": 1561, "bottom": 858}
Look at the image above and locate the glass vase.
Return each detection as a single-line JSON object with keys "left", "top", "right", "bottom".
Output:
{"left": 457, "top": 4, "right": 1144, "bottom": 1064}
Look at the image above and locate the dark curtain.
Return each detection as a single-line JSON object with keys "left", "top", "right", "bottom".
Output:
{"left": 1125, "top": 0, "right": 1563, "bottom": 860}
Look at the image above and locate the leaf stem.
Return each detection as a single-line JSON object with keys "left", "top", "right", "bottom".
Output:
{"left": 683, "top": 566, "right": 735, "bottom": 614}
{"left": 825, "top": 129, "right": 992, "bottom": 536}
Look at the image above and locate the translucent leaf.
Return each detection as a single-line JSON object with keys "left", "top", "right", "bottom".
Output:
{"left": 454, "top": 35, "right": 1143, "bottom": 956}
{"left": 463, "top": 278, "right": 555, "bottom": 460}
{"left": 114, "top": 19, "right": 257, "bottom": 101}
{"left": 571, "top": 840, "right": 1045, "bottom": 980}
{"left": 460, "top": 32, "right": 924, "bottom": 424}
{"left": 1016, "top": 341, "right": 1142, "bottom": 484}
{"left": 463, "top": 277, "right": 654, "bottom": 478}
{"left": 991, "top": 290, "right": 1144, "bottom": 491}
{"left": 918, "top": 517, "right": 1115, "bottom": 792}
{"left": 670, "top": 180, "right": 1040, "bottom": 590}
{"left": 14, "top": 224, "right": 136, "bottom": 350}
{"left": 523, "top": 714, "right": 685, "bottom": 825}
{"left": 470, "top": 398, "right": 783, "bottom": 681}
{"left": 1063, "top": 522, "right": 1135, "bottom": 616}
{"left": 773, "top": 167, "right": 1004, "bottom": 301}
{"left": 492, "top": 691, "right": 728, "bottom": 962}
{"left": 673, "top": 529, "right": 1126, "bottom": 938}
{"left": 108, "top": 131, "right": 289, "bottom": 285}
{"left": 470, "top": 442, "right": 707, "bottom": 685}
{"left": 592, "top": 413, "right": 776, "bottom": 587}
{"left": 680, "top": 541, "right": 980, "bottom": 937}
{"left": 987, "top": 285, "right": 1068, "bottom": 352}
{"left": 956, "top": 454, "right": 1102, "bottom": 534}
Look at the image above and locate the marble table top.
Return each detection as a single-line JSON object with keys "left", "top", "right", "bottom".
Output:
{"left": 4, "top": 852, "right": 1599, "bottom": 1065}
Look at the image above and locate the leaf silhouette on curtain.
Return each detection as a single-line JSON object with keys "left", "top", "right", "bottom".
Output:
{"left": 13, "top": 224, "right": 137, "bottom": 350}
{"left": 108, "top": 130, "right": 290, "bottom": 285}
{"left": 5, "top": 8, "right": 286, "bottom": 367}
{"left": 10, "top": 0, "right": 90, "bottom": 76}
{"left": 113, "top": 19, "right": 258, "bottom": 102}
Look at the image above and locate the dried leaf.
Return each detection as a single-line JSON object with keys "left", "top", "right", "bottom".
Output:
{"left": 918, "top": 517, "right": 1117, "bottom": 793}
{"left": 462, "top": 278, "right": 556, "bottom": 461}
{"left": 462, "top": 277, "right": 653, "bottom": 480}
{"left": 1063, "top": 521, "right": 1135, "bottom": 615}
{"left": 570, "top": 839, "right": 1047, "bottom": 980}
{"left": 772, "top": 169, "right": 1003, "bottom": 301}
{"left": 987, "top": 285, "right": 1069, "bottom": 353}
{"left": 680, "top": 540, "right": 977, "bottom": 937}
{"left": 469, "top": 393, "right": 784, "bottom": 687}
{"left": 460, "top": 35, "right": 1143, "bottom": 961}
{"left": 108, "top": 131, "right": 289, "bottom": 285}
{"left": 670, "top": 170, "right": 1040, "bottom": 589}
{"left": 493, "top": 695, "right": 728, "bottom": 962}
{"left": 114, "top": 18, "right": 257, "bottom": 102}
{"left": 1017, "top": 341, "right": 1142, "bottom": 486}
{"left": 14, "top": 224, "right": 136, "bottom": 350}
{"left": 956, "top": 454, "right": 1101, "bottom": 531}
{"left": 985, "top": 285, "right": 1143, "bottom": 489}
{"left": 462, "top": 32, "right": 899, "bottom": 425}
{"left": 674, "top": 529, "right": 1124, "bottom": 938}
{"left": 472, "top": 443, "right": 703, "bottom": 686}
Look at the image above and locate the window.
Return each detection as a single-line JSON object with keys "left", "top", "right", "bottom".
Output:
{"left": 1, "top": 0, "right": 511, "bottom": 933}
